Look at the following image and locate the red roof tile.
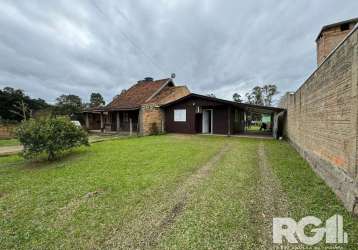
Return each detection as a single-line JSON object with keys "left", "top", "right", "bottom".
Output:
{"left": 146, "top": 85, "right": 190, "bottom": 105}
{"left": 106, "top": 78, "right": 170, "bottom": 110}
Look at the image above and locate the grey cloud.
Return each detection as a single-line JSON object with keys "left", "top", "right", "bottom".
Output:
{"left": 0, "top": 0, "right": 357, "bottom": 104}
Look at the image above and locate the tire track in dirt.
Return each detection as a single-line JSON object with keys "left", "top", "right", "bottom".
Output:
{"left": 256, "top": 142, "right": 289, "bottom": 249}
{"left": 104, "top": 143, "right": 231, "bottom": 249}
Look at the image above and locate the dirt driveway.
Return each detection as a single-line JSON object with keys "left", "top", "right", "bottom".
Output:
{"left": 0, "top": 145, "right": 22, "bottom": 156}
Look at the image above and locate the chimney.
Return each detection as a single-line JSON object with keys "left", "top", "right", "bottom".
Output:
{"left": 316, "top": 18, "right": 358, "bottom": 66}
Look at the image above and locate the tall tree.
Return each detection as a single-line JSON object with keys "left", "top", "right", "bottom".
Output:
{"left": 262, "top": 84, "right": 278, "bottom": 106}
{"left": 233, "top": 93, "right": 242, "bottom": 103}
{"left": 251, "top": 86, "right": 264, "bottom": 105}
{"left": 90, "top": 92, "right": 105, "bottom": 107}
{"left": 245, "top": 92, "right": 254, "bottom": 104}
{"left": 55, "top": 94, "right": 83, "bottom": 116}
{"left": 10, "top": 100, "right": 30, "bottom": 121}
{"left": 244, "top": 84, "right": 278, "bottom": 106}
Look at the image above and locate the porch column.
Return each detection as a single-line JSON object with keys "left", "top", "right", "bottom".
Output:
{"left": 244, "top": 111, "right": 247, "bottom": 132}
{"left": 116, "top": 112, "right": 120, "bottom": 131}
{"left": 100, "top": 112, "right": 104, "bottom": 132}
{"left": 227, "top": 106, "right": 231, "bottom": 136}
{"left": 85, "top": 113, "right": 89, "bottom": 129}
{"left": 129, "top": 118, "right": 133, "bottom": 135}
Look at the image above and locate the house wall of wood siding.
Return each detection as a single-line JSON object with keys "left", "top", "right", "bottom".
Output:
{"left": 163, "top": 96, "right": 243, "bottom": 134}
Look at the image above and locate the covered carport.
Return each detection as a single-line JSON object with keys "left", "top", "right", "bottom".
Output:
{"left": 240, "top": 104, "right": 285, "bottom": 139}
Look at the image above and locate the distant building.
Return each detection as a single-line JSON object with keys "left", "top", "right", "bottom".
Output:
{"left": 316, "top": 18, "right": 358, "bottom": 65}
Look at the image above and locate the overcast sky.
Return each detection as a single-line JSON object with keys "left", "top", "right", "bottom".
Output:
{"left": 0, "top": 0, "right": 357, "bottom": 104}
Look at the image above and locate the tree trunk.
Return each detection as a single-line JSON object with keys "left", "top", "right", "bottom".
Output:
{"left": 48, "top": 151, "right": 55, "bottom": 161}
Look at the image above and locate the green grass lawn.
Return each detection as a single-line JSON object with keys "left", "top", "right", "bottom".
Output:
{"left": 246, "top": 125, "right": 261, "bottom": 131}
{"left": 0, "top": 135, "right": 357, "bottom": 249}
{"left": 0, "top": 139, "right": 19, "bottom": 147}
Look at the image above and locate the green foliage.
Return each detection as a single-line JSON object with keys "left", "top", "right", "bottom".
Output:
{"left": 90, "top": 92, "right": 105, "bottom": 107}
{"left": 15, "top": 117, "right": 89, "bottom": 160}
{"left": 232, "top": 93, "right": 242, "bottom": 102}
{"left": 54, "top": 94, "right": 83, "bottom": 116}
{"left": 244, "top": 84, "right": 278, "bottom": 106}
{"left": 0, "top": 87, "right": 49, "bottom": 121}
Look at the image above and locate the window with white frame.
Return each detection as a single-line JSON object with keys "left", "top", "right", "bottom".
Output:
{"left": 174, "top": 109, "right": 186, "bottom": 122}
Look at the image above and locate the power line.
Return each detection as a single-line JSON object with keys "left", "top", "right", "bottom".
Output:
{"left": 91, "top": 1, "right": 168, "bottom": 75}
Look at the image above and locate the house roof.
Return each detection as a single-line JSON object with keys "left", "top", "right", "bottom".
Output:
{"left": 315, "top": 17, "right": 358, "bottom": 41}
{"left": 146, "top": 85, "right": 190, "bottom": 105}
{"left": 106, "top": 78, "right": 172, "bottom": 110}
{"left": 161, "top": 93, "right": 285, "bottom": 114}
{"left": 83, "top": 106, "right": 106, "bottom": 113}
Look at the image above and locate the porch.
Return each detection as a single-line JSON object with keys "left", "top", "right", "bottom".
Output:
{"left": 84, "top": 109, "right": 139, "bottom": 135}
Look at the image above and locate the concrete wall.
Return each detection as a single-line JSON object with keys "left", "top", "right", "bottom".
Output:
{"left": 280, "top": 27, "right": 358, "bottom": 212}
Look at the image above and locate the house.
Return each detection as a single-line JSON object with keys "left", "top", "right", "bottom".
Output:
{"left": 161, "top": 93, "right": 284, "bottom": 135}
{"left": 84, "top": 78, "right": 284, "bottom": 137}
{"left": 83, "top": 77, "right": 190, "bottom": 135}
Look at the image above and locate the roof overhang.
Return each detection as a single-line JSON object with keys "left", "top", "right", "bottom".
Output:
{"left": 106, "top": 107, "right": 140, "bottom": 111}
{"left": 161, "top": 93, "right": 285, "bottom": 114}
{"left": 83, "top": 107, "right": 140, "bottom": 113}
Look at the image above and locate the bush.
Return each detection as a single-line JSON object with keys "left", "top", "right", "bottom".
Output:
{"left": 16, "top": 117, "right": 89, "bottom": 160}
{"left": 149, "top": 122, "right": 159, "bottom": 135}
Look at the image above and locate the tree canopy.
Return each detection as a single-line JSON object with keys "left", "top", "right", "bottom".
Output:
{"left": 0, "top": 87, "right": 49, "bottom": 122}
{"left": 54, "top": 94, "right": 83, "bottom": 116}
{"left": 232, "top": 93, "right": 242, "bottom": 103}
{"left": 244, "top": 84, "right": 278, "bottom": 106}
{"left": 90, "top": 92, "right": 105, "bottom": 107}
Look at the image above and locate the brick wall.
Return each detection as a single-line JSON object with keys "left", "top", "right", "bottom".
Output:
{"left": 0, "top": 124, "right": 17, "bottom": 139}
{"left": 280, "top": 27, "right": 358, "bottom": 211}
{"left": 139, "top": 104, "right": 165, "bottom": 135}
{"left": 139, "top": 86, "right": 190, "bottom": 135}
{"left": 317, "top": 25, "right": 353, "bottom": 65}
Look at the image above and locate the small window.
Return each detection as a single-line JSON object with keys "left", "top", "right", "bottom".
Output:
{"left": 123, "top": 112, "right": 129, "bottom": 122}
{"left": 340, "top": 23, "right": 349, "bottom": 31}
{"left": 174, "top": 109, "right": 186, "bottom": 122}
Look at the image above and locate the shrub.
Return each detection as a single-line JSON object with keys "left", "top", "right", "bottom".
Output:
{"left": 149, "top": 122, "right": 159, "bottom": 135}
{"left": 16, "top": 117, "right": 89, "bottom": 160}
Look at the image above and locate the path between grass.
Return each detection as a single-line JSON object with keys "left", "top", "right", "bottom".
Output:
{"left": 105, "top": 143, "right": 231, "bottom": 249}
{"left": 0, "top": 134, "right": 123, "bottom": 156}
{"left": 0, "top": 145, "right": 22, "bottom": 156}
{"left": 256, "top": 142, "right": 289, "bottom": 249}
